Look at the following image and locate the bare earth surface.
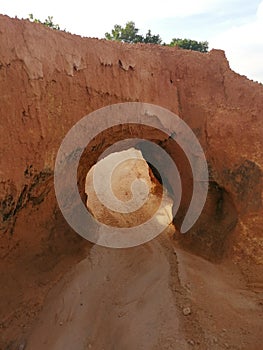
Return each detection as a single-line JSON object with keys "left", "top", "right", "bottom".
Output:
{"left": 26, "top": 238, "right": 262, "bottom": 350}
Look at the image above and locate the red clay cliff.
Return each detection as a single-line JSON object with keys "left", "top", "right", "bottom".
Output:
{"left": 0, "top": 15, "right": 262, "bottom": 349}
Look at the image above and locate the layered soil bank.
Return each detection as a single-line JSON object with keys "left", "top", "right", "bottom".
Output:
{"left": 0, "top": 15, "right": 262, "bottom": 349}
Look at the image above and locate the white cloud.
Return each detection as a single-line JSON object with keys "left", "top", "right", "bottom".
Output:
{"left": 210, "top": 1, "right": 263, "bottom": 83}
{"left": 0, "top": 0, "right": 227, "bottom": 18}
{"left": 0, "top": 0, "right": 240, "bottom": 37}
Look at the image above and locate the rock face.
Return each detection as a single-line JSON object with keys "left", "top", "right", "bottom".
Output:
{"left": 85, "top": 148, "right": 174, "bottom": 247}
{"left": 85, "top": 148, "right": 173, "bottom": 229}
{"left": 0, "top": 14, "right": 262, "bottom": 348}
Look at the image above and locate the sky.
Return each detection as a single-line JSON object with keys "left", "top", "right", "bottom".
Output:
{"left": 1, "top": 0, "right": 262, "bottom": 83}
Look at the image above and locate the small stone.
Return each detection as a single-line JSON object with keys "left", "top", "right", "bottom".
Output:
{"left": 213, "top": 337, "right": 218, "bottom": 343}
{"left": 18, "top": 341, "right": 26, "bottom": 350}
{"left": 59, "top": 321, "right": 63, "bottom": 326}
{"left": 183, "top": 307, "right": 191, "bottom": 316}
{"left": 187, "top": 339, "right": 195, "bottom": 346}
{"left": 105, "top": 275, "right": 110, "bottom": 282}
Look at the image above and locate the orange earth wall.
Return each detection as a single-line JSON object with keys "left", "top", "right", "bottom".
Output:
{"left": 0, "top": 15, "right": 262, "bottom": 273}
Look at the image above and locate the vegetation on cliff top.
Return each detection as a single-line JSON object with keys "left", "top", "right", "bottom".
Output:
{"left": 27, "top": 15, "right": 208, "bottom": 52}
{"left": 105, "top": 21, "right": 209, "bottom": 52}
{"left": 28, "top": 14, "right": 61, "bottom": 30}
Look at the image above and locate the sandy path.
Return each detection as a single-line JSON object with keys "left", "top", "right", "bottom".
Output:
{"left": 26, "top": 236, "right": 262, "bottom": 350}
{"left": 26, "top": 237, "right": 190, "bottom": 350}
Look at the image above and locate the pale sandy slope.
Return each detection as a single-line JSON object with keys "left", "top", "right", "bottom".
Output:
{"left": 26, "top": 237, "right": 190, "bottom": 350}
{"left": 26, "top": 235, "right": 262, "bottom": 350}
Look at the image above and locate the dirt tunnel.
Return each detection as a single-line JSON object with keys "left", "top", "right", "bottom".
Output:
{"left": 23, "top": 127, "right": 259, "bottom": 350}
{"left": 76, "top": 123, "right": 238, "bottom": 261}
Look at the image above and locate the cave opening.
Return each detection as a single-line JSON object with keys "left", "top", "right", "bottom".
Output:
{"left": 76, "top": 124, "right": 238, "bottom": 261}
